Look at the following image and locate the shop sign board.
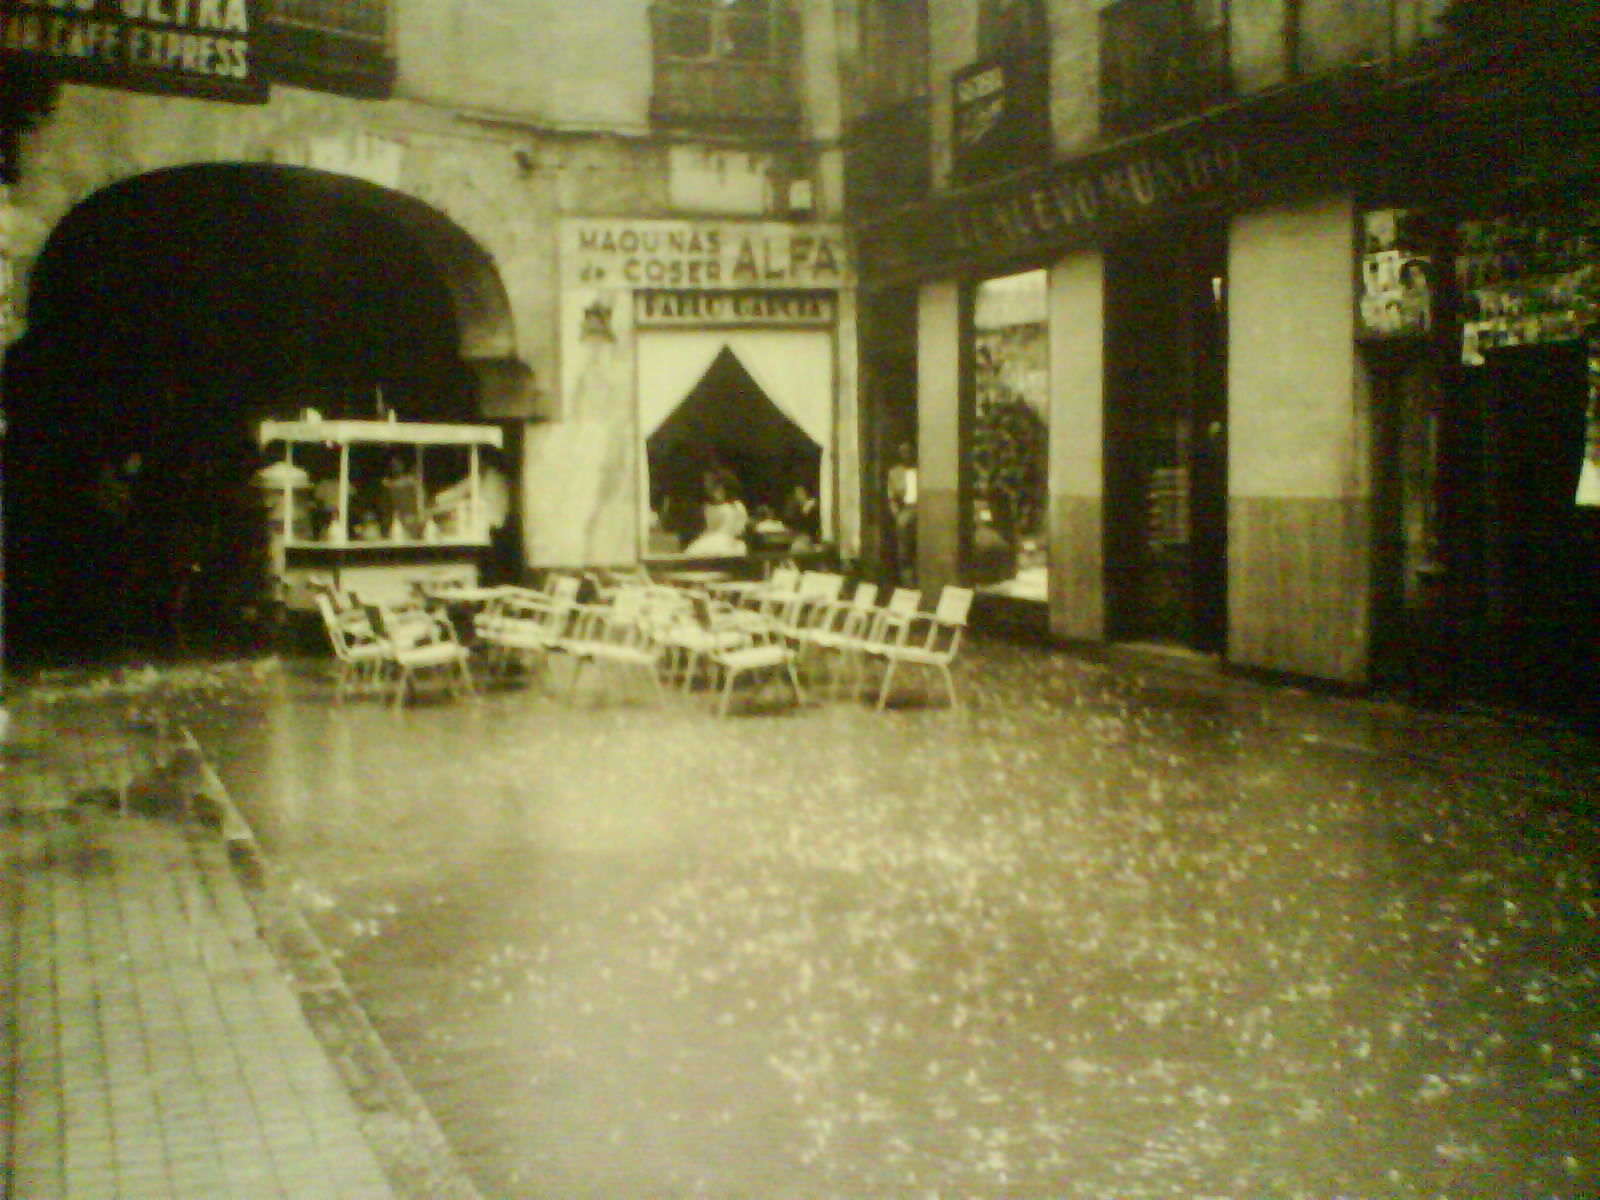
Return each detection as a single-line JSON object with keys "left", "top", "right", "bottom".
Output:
{"left": 0, "top": 0, "right": 268, "bottom": 104}
{"left": 635, "top": 288, "right": 837, "bottom": 328}
{"left": 562, "top": 219, "right": 853, "bottom": 291}
{"left": 857, "top": 75, "right": 1365, "bottom": 283}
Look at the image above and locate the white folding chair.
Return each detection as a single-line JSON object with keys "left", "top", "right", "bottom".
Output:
{"left": 476, "top": 576, "right": 582, "bottom": 680}
{"left": 315, "top": 592, "right": 393, "bottom": 701}
{"left": 373, "top": 599, "right": 475, "bottom": 709}
{"left": 861, "top": 585, "right": 973, "bottom": 711}
{"left": 793, "top": 581, "right": 878, "bottom": 697}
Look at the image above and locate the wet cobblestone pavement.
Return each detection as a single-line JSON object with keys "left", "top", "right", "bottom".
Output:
{"left": 106, "top": 640, "right": 1600, "bottom": 1199}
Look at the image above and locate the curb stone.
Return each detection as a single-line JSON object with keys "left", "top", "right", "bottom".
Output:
{"left": 176, "top": 726, "right": 485, "bottom": 1200}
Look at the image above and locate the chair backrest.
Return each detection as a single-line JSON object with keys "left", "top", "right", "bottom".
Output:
{"left": 799, "top": 571, "right": 845, "bottom": 601}
{"left": 886, "top": 588, "right": 922, "bottom": 615}
{"left": 548, "top": 574, "right": 583, "bottom": 604}
{"left": 316, "top": 593, "right": 378, "bottom": 660}
{"left": 934, "top": 585, "right": 975, "bottom": 626}
{"left": 314, "top": 593, "right": 348, "bottom": 657}
{"left": 850, "top": 582, "right": 879, "bottom": 609}
{"left": 767, "top": 563, "right": 801, "bottom": 592}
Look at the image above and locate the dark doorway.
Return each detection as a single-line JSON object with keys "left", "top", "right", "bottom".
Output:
{"left": 861, "top": 288, "right": 919, "bottom": 587}
{"left": 645, "top": 346, "right": 821, "bottom": 547}
{"left": 1103, "top": 217, "right": 1229, "bottom": 651}
{"left": 2, "top": 166, "right": 479, "bottom": 666}
{"left": 1459, "top": 340, "right": 1596, "bottom": 717}
{"left": 1367, "top": 346, "right": 1448, "bottom": 696}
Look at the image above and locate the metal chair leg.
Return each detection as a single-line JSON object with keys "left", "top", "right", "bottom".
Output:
{"left": 875, "top": 658, "right": 898, "bottom": 711}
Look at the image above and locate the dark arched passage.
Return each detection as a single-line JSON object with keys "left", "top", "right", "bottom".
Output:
{"left": 2, "top": 163, "right": 522, "bottom": 664}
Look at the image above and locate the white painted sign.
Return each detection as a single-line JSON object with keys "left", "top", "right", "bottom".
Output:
{"left": 562, "top": 218, "right": 852, "bottom": 290}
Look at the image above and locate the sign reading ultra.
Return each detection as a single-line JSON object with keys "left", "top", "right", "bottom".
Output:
{"left": 562, "top": 219, "right": 852, "bottom": 290}
{"left": 1, "top": 0, "right": 265, "bottom": 104}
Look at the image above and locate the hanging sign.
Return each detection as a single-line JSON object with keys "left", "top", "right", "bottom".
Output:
{"left": 0, "top": 0, "right": 268, "bottom": 104}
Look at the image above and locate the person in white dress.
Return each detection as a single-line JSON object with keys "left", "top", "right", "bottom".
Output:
{"left": 685, "top": 470, "right": 748, "bottom": 557}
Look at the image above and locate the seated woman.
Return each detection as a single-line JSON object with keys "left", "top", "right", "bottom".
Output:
{"left": 684, "top": 471, "right": 749, "bottom": 557}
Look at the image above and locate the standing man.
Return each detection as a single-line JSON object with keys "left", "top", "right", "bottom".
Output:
{"left": 887, "top": 440, "right": 918, "bottom": 587}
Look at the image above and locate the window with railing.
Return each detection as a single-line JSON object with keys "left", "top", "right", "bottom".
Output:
{"left": 843, "top": 0, "right": 931, "bottom": 214}
{"left": 257, "top": 0, "right": 394, "bottom": 98}
{"left": 650, "top": 0, "right": 799, "bottom": 132}
{"left": 1099, "top": 0, "right": 1229, "bottom": 137}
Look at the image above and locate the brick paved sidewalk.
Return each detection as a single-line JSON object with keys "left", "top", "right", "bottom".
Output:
{"left": 1, "top": 687, "right": 479, "bottom": 1200}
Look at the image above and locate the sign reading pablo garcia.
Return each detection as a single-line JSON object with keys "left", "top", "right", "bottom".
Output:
{"left": 1, "top": 0, "right": 267, "bottom": 104}
{"left": 563, "top": 219, "right": 852, "bottom": 290}
{"left": 636, "top": 289, "right": 837, "bottom": 328}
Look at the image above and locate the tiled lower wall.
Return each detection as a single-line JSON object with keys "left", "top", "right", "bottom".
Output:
{"left": 1228, "top": 494, "right": 1372, "bottom": 684}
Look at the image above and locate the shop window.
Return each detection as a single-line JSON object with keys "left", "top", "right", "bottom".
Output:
{"left": 1099, "top": 0, "right": 1229, "bottom": 138}
{"left": 970, "top": 270, "right": 1050, "bottom": 602}
{"left": 650, "top": 1, "right": 800, "bottom": 133}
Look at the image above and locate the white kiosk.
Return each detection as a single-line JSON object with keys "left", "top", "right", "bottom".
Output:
{"left": 256, "top": 418, "right": 504, "bottom": 609}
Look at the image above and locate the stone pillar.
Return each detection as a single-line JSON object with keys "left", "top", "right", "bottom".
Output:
{"left": 1046, "top": 248, "right": 1104, "bottom": 640}
{"left": 1228, "top": 193, "right": 1372, "bottom": 683}
{"left": 916, "top": 278, "right": 963, "bottom": 598}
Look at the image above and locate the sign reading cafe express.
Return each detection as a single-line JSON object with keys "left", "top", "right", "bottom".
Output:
{"left": 563, "top": 219, "right": 851, "bottom": 290}
{"left": 1, "top": 0, "right": 266, "bottom": 103}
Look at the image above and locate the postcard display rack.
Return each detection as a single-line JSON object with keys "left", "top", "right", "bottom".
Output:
{"left": 256, "top": 418, "right": 504, "bottom": 610}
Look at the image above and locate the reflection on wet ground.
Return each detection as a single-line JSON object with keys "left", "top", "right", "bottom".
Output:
{"left": 149, "top": 640, "right": 1600, "bottom": 1199}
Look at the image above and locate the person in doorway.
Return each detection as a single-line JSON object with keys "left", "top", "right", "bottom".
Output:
{"left": 86, "top": 451, "right": 142, "bottom": 652}
{"left": 685, "top": 469, "right": 748, "bottom": 557}
{"left": 782, "top": 483, "right": 821, "bottom": 550}
{"left": 887, "top": 441, "right": 918, "bottom": 585}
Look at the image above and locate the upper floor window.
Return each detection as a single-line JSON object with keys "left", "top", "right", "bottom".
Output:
{"left": 266, "top": 0, "right": 389, "bottom": 43}
{"left": 657, "top": 0, "right": 782, "bottom": 62}
{"left": 651, "top": 0, "right": 798, "bottom": 132}
{"left": 951, "top": 0, "right": 1051, "bottom": 186}
{"left": 258, "top": 0, "right": 394, "bottom": 98}
{"left": 979, "top": 0, "right": 1048, "bottom": 56}
{"left": 1100, "top": 0, "right": 1229, "bottom": 137}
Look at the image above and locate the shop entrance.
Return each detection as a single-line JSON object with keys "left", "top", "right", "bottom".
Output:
{"left": 1103, "top": 217, "right": 1228, "bottom": 651}
{"left": 635, "top": 331, "right": 833, "bottom": 559}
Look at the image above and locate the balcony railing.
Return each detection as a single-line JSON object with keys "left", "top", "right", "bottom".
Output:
{"left": 649, "top": 2, "right": 800, "bottom": 134}
{"left": 1099, "top": 0, "right": 1230, "bottom": 137}
{"left": 845, "top": 96, "right": 932, "bottom": 216}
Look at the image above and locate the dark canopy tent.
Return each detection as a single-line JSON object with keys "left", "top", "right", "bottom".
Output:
{"left": 646, "top": 346, "right": 822, "bottom": 540}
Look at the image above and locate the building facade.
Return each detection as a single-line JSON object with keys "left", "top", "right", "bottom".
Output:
{"left": 842, "top": 0, "right": 1600, "bottom": 714}
{"left": 0, "top": 0, "right": 857, "bottom": 657}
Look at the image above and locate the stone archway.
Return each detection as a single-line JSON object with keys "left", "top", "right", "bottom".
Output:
{"left": 276, "top": 166, "right": 532, "bottom": 413}
{"left": 1, "top": 162, "right": 524, "bottom": 664}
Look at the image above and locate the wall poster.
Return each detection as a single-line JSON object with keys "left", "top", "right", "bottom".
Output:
{"left": 1358, "top": 208, "right": 1434, "bottom": 340}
